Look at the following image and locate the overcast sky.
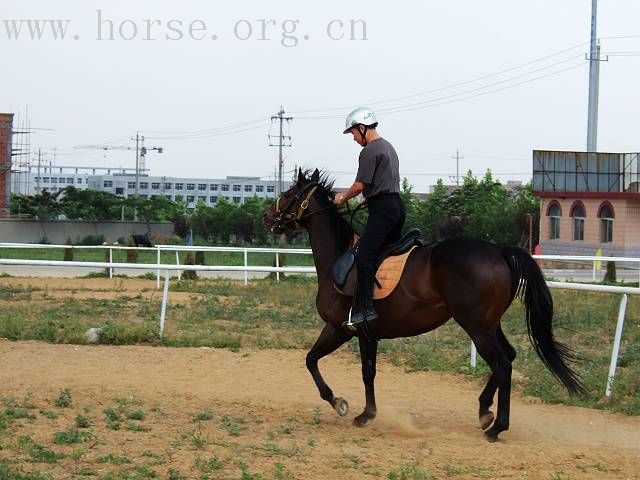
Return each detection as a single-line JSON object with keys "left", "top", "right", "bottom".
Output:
{"left": 4, "top": 0, "right": 640, "bottom": 191}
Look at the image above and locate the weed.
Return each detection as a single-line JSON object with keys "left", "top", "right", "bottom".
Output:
{"left": 54, "top": 388, "right": 72, "bottom": 408}
{"left": 4, "top": 407, "right": 36, "bottom": 420}
{"left": 387, "top": 465, "right": 438, "bottom": 480}
{"left": 195, "top": 456, "right": 223, "bottom": 473}
{"left": 52, "top": 427, "right": 93, "bottom": 445}
{"left": 126, "top": 420, "right": 150, "bottom": 432}
{"left": 75, "top": 415, "right": 92, "bottom": 428}
{"left": 274, "top": 462, "right": 293, "bottom": 480}
{"left": 220, "top": 415, "right": 245, "bottom": 436}
{"left": 310, "top": 407, "right": 321, "bottom": 425}
{"left": 18, "top": 436, "right": 64, "bottom": 464}
{"left": 239, "top": 462, "right": 264, "bottom": 480}
{"left": 192, "top": 409, "right": 213, "bottom": 422}
{"left": 126, "top": 409, "right": 145, "bottom": 420}
{"left": 97, "top": 454, "right": 131, "bottom": 465}
{"left": 168, "top": 469, "right": 186, "bottom": 480}
{"left": 39, "top": 410, "right": 58, "bottom": 420}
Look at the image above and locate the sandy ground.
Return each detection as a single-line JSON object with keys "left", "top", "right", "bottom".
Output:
{"left": 0, "top": 341, "right": 638, "bottom": 479}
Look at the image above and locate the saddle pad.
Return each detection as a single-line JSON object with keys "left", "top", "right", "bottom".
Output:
{"left": 335, "top": 245, "right": 418, "bottom": 300}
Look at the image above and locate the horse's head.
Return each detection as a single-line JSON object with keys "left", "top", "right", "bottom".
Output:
{"left": 263, "top": 168, "right": 335, "bottom": 234}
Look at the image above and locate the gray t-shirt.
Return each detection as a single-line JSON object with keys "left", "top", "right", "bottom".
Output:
{"left": 355, "top": 137, "right": 400, "bottom": 198}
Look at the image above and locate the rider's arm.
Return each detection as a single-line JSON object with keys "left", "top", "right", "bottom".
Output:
{"left": 335, "top": 181, "right": 365, "bottom": 205}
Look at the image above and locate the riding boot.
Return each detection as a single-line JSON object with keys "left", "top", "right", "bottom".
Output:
{"left": 348, "top": 265, "right": 378, "bottom": 327}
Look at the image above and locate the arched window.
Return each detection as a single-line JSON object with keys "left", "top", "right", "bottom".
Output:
{"left": 570, "top": 202, "right": 585, "bottom": 241}
{"left": 547, "top": 202, "right": 561, "bottom": 240}
{"left": 598, "top": 202, "right": 614, "bottom": 243}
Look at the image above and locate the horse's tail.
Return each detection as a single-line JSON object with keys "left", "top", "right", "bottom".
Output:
{"left": 501, "top": 246, "right": 584, "bottom": 395}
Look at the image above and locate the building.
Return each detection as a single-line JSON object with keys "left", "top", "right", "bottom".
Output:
{"left": 533, "top": 150, "right": 640, "bottom": 256}
{"left": 0, "top": 113, "right": 13, "bottom": 217}
{"left": 12, "top": 166, "right": 286, "bottom": 207}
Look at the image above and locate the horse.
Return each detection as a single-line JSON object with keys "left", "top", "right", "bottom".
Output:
{"left": 263, "top": 168, "right": 583, "bottom": 442}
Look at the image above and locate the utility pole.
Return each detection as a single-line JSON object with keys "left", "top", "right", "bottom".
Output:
{"left": 36, "top": 149, "right": 42, "bottom": 192}
{"left": 586, "top": 0, "right": 602, "bottom": 152}
{"left": 135, "top": 132, "right": 141, "bottom": 196}
{"left": 452, "top": 149, "right": 464, "bottom": 186}
{"left": 269, "top": 106, "right": 292, "bottom": 195}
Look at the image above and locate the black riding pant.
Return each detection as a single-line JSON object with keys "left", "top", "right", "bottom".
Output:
{"left": 356, "top": 193, "right": 406, "bottom": 271}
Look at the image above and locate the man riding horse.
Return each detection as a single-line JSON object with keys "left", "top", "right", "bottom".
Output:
{"left": 335, "top": 107, "right": 406, "bottom": 329}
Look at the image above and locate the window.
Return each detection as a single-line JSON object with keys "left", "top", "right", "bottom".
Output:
{"left": 140, "top": 194, "right": 148, "bottom": 199}
{"left": 221, "top": 184, "right": 229, "bottom": 192}
{"left": 186, "top": 195, "right": 195, "bottom": 203}
{"left": 103, "top": 180, "right": 113, "bottom": 188}
{"left": 164, "top": 183, "right": 172, "bottom": 189}
{"left": 198, "top": 196, "right": 207, "bottom": 203}
{"left": 599, "top": 203, "right": 614, "bottom": 243}
{"left": 42, "top": 177, "right": 50, "bottom": 183}
{"left": 267, "top": 185, "right": 275, "bottom": 193}
{"left": 210, "top": 196, "right": 218, "bottom": 203}
{"left": 127, "top": 182, "right": 136, "bottom": 189}
{"left": 244, "top": 185, "right": 252, "bottom": 192}
{"left": 186, "top": 183, "right": 195, "bottom": 191}
{"left": 34, "top": 177, "right": 40, "bottom": 182}
{"left": 570, "top": 202, "right": 585, "bottom": 241}
{"left": 139, "top": 182, "right": 149, "bottom": 189}
{"left": 51, "top": 177, "right": 57, "bottom": 184}
{"left": 255, "top": 185, "right": 264, "bottom": 193}
{"left": 233, "top": 196, "right": 241, "bottom": 204}
{"left": 77, "top": 178, "right": 83, "bottom": 184}
{"left": 115, "top": 187, "right": 124, "bottom": 195}
{"left": 210, "top": 184, "right": 218, "bottom": 191}
{"left": 198, "top": 183, "right": 207, "bottom": 191}
{"left": 67, "top": 178, "right": 74, "bottom": 183}
{"left": 151, "top": 182, "right": 161, "bottom": 190}
{"left": 547, "top": 203, "right": 561, "bottom": 240}
{"left": 233, "top": 185, "right": 241, "bottom": 192}
{"left": 175, "top": 183, "right": 184, "bottom": 190}
{"left": 59, "top": 178, "right": 65, "bottom": 184}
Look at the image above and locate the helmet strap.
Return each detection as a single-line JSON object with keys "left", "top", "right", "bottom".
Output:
{"left": 358, "top": 125, "right": 369, "bottom": 146}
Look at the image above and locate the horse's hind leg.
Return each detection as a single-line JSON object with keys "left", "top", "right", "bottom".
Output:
{"left": 306, "top": 324, "right": 352, "bottom": 417}
{"left": 478, "top": 326, "right": 516, "bottom": 430}
{"left": 354, "top": 336, "right": 378, "bottom": 427}
{"left": 469, "top": 330, "right": 513, "bottom": 442}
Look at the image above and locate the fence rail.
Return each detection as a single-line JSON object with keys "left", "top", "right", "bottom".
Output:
{"left": 0, "top": 244, "right": 636, "bottom": 398}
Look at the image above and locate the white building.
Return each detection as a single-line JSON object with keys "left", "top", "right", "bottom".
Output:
{"left": 12, "top": 166, "right": 288, "bottom": 207}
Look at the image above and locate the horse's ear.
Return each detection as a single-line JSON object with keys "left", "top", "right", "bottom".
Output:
{"left": 311, "top": 169, "right": 320, "bottom": 183}
{"left": 297, "top": 168, "right": 305, "bottom": 185}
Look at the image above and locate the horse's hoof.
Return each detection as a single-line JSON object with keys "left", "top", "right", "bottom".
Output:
{"left": 484, "top": 432, "right": 499, "bottom": 443}
{"left": 479, "top": 412, "right": 494, "bottom": 430}
{"left": 353, "top": 413, "right": 375, "bottom": 427}
{"left": 333, "top": 397, "right": 349, "bottom": 417}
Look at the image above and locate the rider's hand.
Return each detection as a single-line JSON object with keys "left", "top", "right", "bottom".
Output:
{"left": 334, "top": 193, "right": 345, "bottom": 205}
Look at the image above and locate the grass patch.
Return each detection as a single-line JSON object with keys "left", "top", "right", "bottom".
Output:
{"left": 219, "top": 415, "right": 245, "bottom": 436}
{"left": 53, "top": 388, "right": 72, "bottom": 408}
{"left": 52, "top": 427, "right": 93, "bottom": 445}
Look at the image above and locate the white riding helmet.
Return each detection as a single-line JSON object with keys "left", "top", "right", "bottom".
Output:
{"left": 343, "top": 107, "right": 378, "bottom": 134}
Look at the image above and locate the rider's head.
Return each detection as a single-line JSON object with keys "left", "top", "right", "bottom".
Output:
{"left": 343, "top": 107, "right": 378, "bottom": 147}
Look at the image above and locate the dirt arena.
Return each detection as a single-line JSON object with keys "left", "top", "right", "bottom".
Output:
{"left": 0, "top": 340, "right": 638, "bottom": 479}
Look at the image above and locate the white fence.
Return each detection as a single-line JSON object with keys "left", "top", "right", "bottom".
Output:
{"left": 0, "top": 242, "right": 636, "bottom": 398}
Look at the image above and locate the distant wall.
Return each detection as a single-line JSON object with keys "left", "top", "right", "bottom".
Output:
{"left": 0, "top": 219, "right": 174, "bottom": 244}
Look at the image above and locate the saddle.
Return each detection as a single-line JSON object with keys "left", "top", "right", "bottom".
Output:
{"left": 332, "top": 228, "right": 424, "bottom": 300}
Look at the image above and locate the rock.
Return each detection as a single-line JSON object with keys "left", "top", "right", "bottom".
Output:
{"left": 85, "top": 327, "right": 102, "bottom": 344}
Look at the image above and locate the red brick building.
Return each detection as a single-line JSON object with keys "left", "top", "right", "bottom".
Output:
{"left": 533, "top": 150, "right": 640, "bottom": 257}
{"left": 0, "top": 113, "right": 14, "bottom": 218}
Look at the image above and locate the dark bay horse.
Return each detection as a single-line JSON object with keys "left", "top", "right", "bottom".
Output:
{"left": 263, "top": 169, "right": 583, "bottom": 442}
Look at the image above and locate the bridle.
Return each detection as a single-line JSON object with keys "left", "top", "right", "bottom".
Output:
{"left": 272, "top": 182, "right": 334, "bottom": 231}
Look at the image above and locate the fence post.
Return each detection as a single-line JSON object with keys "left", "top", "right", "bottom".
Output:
{"left": 159, "top": 269, "right": 170, "bottom": 337}
{"left": 470, "top": 341, "right": 477, "bottom": 368}
{"left": 156, "top": 246, "right": 161, "bottom": 289}
{"left": 592, "top": 260, "right": 596, "bottom": 281}
{"left": 244, "top": 248, "right": 248, "bottom": 286}
{"left": 606, "top": 293, "right": 628, "bottom": 397}
{"left": 175, "top": 251, "right": 181, "bottom": 281}
{"left": 109, "top": 248, "right": 113, "bottom": 279}
{"left": 276, "top": 252, "right": 280, "bottom": 283}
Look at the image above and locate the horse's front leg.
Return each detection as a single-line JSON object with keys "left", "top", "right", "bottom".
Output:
{"left": 354, "top": 336, "right": 378, "bottom": 426}
{"left": 306, "top": 323, "right": 352, "bottom": 416}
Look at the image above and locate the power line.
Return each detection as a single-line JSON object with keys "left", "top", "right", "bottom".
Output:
{"left": 291, "top": 42, "right": 589, "bottom": 115}
{"left": 143, "top": 117, "right": 268, "bottom": 138}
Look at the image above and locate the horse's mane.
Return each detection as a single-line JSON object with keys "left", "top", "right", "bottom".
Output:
{"left": 298, "top": 169, "right": 355, "bottom": 251}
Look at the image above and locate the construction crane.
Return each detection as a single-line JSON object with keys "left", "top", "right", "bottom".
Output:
{"left": 75, "top": 132, "right": 163, "bottom": 195}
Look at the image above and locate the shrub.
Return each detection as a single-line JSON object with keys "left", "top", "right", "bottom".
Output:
{"left": 77, "top": 234, "right": 105, "bottom": 246}
{"left": 604, "top": 261, "right": 617, "bottom": 283}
